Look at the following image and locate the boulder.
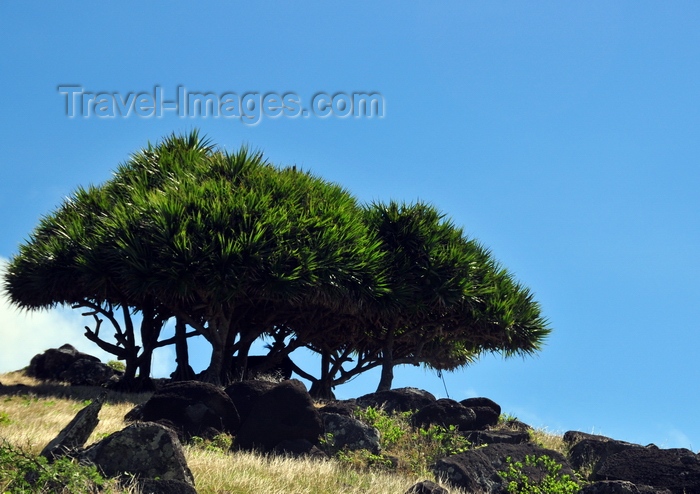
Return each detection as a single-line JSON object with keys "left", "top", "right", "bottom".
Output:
{"left": 137, "top": 479, "right": 198, "bottom": 494}
{"left": 563, "top": 430, "right": 643, "bottom": 476}
{"left": 411, "top": 399, "right": 477, "bottom": 431}
{"left": 224, "top": 379, "right": 276, "bottom": 425}
{"left": 460, "top": 397, "right": 502, "bottom": 417}
{"left": 318, "top": 400, "right": 359, "bottom": 418}
{"left": 81, "top": 422, "right": 194, "bottom": 486}
{"left": 595, "top": 447, "right": 700, "bottom": 493}
{"left": 59, "top": 358, "right": 116, "bottom": 386}
{"left": 433, "top": 442, "right": 577, "bottom": 493}
{"left": 579, "top": 480, "right": 672, "bottom": 494}
{"left": 356, "top": 387, "right": 436, "bottom": 414}
{"left": 27, "top": 344, "right": 100, "bottom": 381}
{"left": 235, "top": 379, "right": 323, "bottom": 452}
{"left": 405, "top": 479, "right": 450, "bottom": 494}
{"left": 41, "top": 393, "right": 104, "bottom": 460}
{"left": 130, "top": 380, "right": 240, "bottom": 439}
{"left": 463, "top": 430, "right": 531, "bottom": 446}
{"left": 322, "top": 412, "right": 381, "bottom": 455}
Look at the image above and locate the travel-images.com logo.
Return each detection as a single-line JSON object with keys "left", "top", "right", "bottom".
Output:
{"left": 58, "top": 86, "right": 385, "bottom": 125}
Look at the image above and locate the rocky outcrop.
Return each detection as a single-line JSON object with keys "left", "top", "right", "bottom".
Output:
{"left": 82, "top": 422, "right": 194, "bottom": 486}
{"left": 128, "top": 380, "right": 240, "bottom": 439}
{"left": 411, "top": 398, "right": 477, "bottom": 431}
{"left": 234, "top": 379, "right": 323, "bottom": 452}
{"left": 356, "top": 387, "right": 436, "bottom": 414}
{"left": 579, "top": 480, "right": 672, "bottom": 494}
{"left": 595, "top": 447, "right": 700, "bottom": 493}
{"left": 433, "top": 442, "right": 577, "bottom": 493}
{"left": 564, "top": 431, "right": 643, "bottom": 474}
{"left": 27, "top": 344, "right": 117, "bottom": 386}
{"left": 322, "top": 412, "right": 381, "bottom": 455}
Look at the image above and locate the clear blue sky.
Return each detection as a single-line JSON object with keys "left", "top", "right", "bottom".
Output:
{"left": 2, "top": 2, "right": 700, "bottom": 450}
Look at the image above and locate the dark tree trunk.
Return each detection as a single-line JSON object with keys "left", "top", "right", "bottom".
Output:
{"left": 309, "top": 350, "right": 335, "bottom": 399}
{"left": 376, "top": 324, "right": 396, "bottom": 392}
{"left": 172, "top": 316, "right": 194, "bottom": 381}
{"left": 231, "top": 338, "right": 253, "bottom": 382}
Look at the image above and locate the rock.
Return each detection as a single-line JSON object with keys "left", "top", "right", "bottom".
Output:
{"left": 466, "top": 406, "right": 500, "bottom": 430}
{"left": 563, "top": 431, "right": 643, "bottom": 477}
{"left": 405, "top": 479, "right": 450, "bottom": 494}
{"left": 433, "top": 442, "right": 577, "bottom": 493}
{"left": 595, "top": 447, "right": 700, "bottom": 492}
{"left": 273, "top": 439, "right": 328, "bottom": 459}
{"left": 235, "top": 379, "right": 323, "bottom": 452}
{"left": 27, "top": 344, "right": 100, "bottom": 381}
{"left": 318, "top": 400, "right": 359, "bottom": 418}
{"left": 224, "top": 379, "right": 276, "bottom": 425}
{"left": 82, "top": 422, "right": 194, "bottom": 485}
{"left": 411, "top": 399, "right": 477, "bottom": 431}
{"left": 579, "top": 480, "right": 672, "bottom": 494}
{"left": 137, "top": 478, "right": 198, "bottom": 494}
{"left": 59, "top": 358, "right": 116, "bottom": 386}
{"left": 41, "top": 393, "right": 104, "bottom": 460}
{"left": 460, "top": 397, "right": 502, "bottom": 417}
{"left": 131, "top": 380, "right": 240, "bottom": 439}
{"left": 463, "top": 430, "right": 531, "bottom": 446}
{"left": 356, "top": 387, "right": 436, "bottom": 414}
{"left": 322, "top": 412, "right": 381, "bottom": 455}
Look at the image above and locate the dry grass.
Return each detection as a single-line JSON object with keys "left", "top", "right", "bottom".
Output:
{"left": 187, "top": 447, "right": 458, "bottom": 494}
{"left": 0, "top": 371, "right": 469, "bottom": 494}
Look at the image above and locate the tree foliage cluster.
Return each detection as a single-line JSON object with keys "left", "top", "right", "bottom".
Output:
{"left": 4, "top": 131, "right": 549, "bottom": 396}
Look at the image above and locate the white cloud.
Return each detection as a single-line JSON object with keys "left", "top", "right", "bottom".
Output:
{"left": 0, "top": 256, "right": 114, "bottom": 373}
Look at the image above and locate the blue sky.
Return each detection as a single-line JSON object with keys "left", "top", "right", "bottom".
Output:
{"left": 2, "top": 2, "right": 700, "bottom": 450}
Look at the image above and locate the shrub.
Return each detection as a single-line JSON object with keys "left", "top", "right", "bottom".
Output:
{"left": 499, "top": 454, "right": 580, "bottom": 494}
{"left": 342, "top": 407, "right": 471, "bottom": 477}
{"left": 0, "top": 439, "right": 108, "bottom": 493}
{"left": 106, "top": 360, "right": 126, "bottom": 373}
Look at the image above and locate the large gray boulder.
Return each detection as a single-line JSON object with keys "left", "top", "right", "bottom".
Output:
{"left": 41, "top": 394, "right": 104, "bottom": 460}
{"left": 235, "top": 379, "right": 323, "bottom": 452}
{"left": 82, "top": 422, "right": 194, "bottom": 486}
{"left": 322, "top": 412, "right": 381, "bottom": 455}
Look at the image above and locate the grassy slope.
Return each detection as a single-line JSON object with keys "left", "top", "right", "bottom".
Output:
{"left": 0, "top": 372, "right": 480, "bottom": 494}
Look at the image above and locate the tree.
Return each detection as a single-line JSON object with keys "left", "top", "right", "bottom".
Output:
{"left": 3, "top": 181, "right": 182, "bottom": 387}
{"left": 85, "top": 132, "right": 386, "bottom": 385}
{"left": 291, "top": 201, "right": 550, "bottom": 396}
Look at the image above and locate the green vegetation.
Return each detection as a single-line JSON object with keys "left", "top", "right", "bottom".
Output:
{"left": 327, "top": 406, "right": 472, "bottom": 478}
{"left": 0, "top": 439, "right": 115, "bottom": 493}
{"left": 106, "top": 360, "right": 126, "bottom": 373}
{"left": 500, "top": 454, "right": 580, "bottom": 494}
